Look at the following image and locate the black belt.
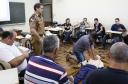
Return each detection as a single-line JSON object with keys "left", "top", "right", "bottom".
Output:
{"left": 39, "top": 34, "right": 43, "bottom": 37}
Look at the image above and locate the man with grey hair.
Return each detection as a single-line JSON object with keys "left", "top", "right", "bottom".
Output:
{"left": 86, "top": 42, "right": 128, "bottom": 84}
{"left": 24, "top": 35, "right": 70, "bottom": 84}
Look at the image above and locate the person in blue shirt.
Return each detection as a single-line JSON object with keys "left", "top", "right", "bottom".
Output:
{"left": 24, "top": 35, "right": 71, "bottom": 84}
{"left": 111, "top": 18, "right": 126, "bottom": 43}
{"left": 111, "top": 18, "right": 126, "bottom": 32}
{"left": 75, "top": 42, "right": 128, "bottom": 84}
{"left": 102, "top": 18, "right": 127, "bottom": 48}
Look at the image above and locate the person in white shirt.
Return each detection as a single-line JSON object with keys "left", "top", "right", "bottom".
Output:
{"left": 0, "top": 31, "right": 29, "bottom": 72}
{"left": 76, "top": 18, "right": 90, "bottom": 39}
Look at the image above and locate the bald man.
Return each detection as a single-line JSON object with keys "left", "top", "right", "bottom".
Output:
{"left": 86, "top": 42, "right": 128, "bottom": 84}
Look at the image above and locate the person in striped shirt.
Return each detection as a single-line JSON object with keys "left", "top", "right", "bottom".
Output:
{"left": 24, "top": 35, "right": 70, "bottom": 84}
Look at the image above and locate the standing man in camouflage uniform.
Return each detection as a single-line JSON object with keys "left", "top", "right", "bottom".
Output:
{"left": 29, "top": 3, "right": 45, "bottom": 55}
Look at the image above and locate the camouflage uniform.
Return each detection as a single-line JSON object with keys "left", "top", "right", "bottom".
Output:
{"left": 29, "top": 13, "right": 44, "bottom": 55}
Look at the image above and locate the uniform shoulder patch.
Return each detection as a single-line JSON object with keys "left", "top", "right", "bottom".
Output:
{"left": 29, "top": 14, "right": 36, "bottom": 22}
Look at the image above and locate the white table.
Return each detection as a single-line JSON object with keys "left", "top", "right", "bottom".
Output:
{"left": 16, "top": 35, "right": 24, "bottom": 39}
{"left": 85, "top": 27, "right": 94, "bottom": 30}
{"left": 45, "top": 27, "right": 64, "bottom": 36}
{"left": 45, "top": 31, "right": 57, "bottom": 36}
{"left": 85, "top": 27, "right": 94, "bottom": 34}
{"left": 106, "top": 30, "right": 123, "bottom": 43}
{"left": 106, "top": 30, "right": 122, "bottom": 34}
{"left": 45, "top": 27, "right": 64, "bottom": 31}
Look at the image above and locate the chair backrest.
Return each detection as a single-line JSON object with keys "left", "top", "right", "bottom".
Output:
{"left": 0, "top": 68, "right": 19, "bottom": 84}
{"left": 25, "top": 39, "right": 32, "bottom": 49}
{"left": 22, "top": 38, "right": 32, "bottom": 49}
{"left": 0, "top": 60, "right": 11, "bottom": 70}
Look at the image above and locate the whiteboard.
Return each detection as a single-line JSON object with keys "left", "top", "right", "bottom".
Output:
{"left": 53, "top": 0, "right": 128, "bottom": 29}
{"left": 0, "top": 0, "right": 10, "bottom": 21}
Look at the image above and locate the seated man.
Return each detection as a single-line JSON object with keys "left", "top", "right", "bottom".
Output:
{"left": 77, "top": 18, "right": 90, "bottom": 39}
{"left": 86, "top": 42, "right": 128, "bottom": 84}
{"left": 0, "top": 31, "right": 29, "bottom": 72}
{"left": 63, "top": 18, "right": 72, "bottom": 43}
{"left": 102, "top": 18, "right": 127, "bottom": 48}
{"left": 73, "top": 31, "right": 96, "bottom": 63}
{"left": 111, "top": 18, "right": 126, "bottom": 43}
{"left": 94, "top": 18, "right": 105, "bottom": 43}
{"left": 24, "top": 35, "right": 70, "bottom": 84}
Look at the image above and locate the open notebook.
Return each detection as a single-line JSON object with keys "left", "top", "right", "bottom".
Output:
{"left": 0, "top": 68, "right": 19, "bottom": 84}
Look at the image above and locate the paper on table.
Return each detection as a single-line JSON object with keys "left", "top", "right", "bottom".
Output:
{"left": 0, "top": 68, "right": 19, "bottom": 84}
{"left": 18, "top": 46, "right": 31, "bottom": 53}
{"left": 25, "top": 34, "right": 31, "bottom": 39}
{"left": 16, "top": 35, "right": 24, "bottom": 39}
{"left": 45, "top": 31, "right": 57, "bottom": 36}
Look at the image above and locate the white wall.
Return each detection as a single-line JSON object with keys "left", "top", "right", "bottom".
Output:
{"left": 1, "top": 0, "right": 39, "bottom": 32}
{"left": 0, "top": 0, "right": 10, "bottom": 21}
{"left": 53, "top": 0, "right": 128, "bottom": 30}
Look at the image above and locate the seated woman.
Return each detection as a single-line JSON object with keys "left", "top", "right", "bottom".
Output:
{"left": 63, "top": 18, "right": 72, "bottom": 43}
{"left": 77, "top": 18, "right": 90, "bottom": 39}
{"left": 94, "top": 18, "right": 105, "bottom": 43}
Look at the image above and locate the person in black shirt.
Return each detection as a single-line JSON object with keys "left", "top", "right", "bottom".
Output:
{"left": 86, "top": 42, "right": 128, "bottom": 84}
{"left": 111, "top": 18, "right": 126, "bottom": 32}
{"left": 94, "top": 18, "right": 105, "bottom": 43}
{"left": 63, "top": 18, "right": 72, "bottom": 43}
